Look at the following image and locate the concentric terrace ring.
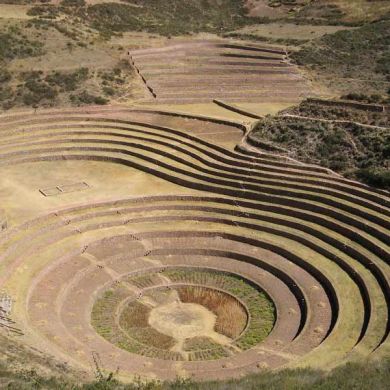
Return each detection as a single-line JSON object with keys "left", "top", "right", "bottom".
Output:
{"left": 0, "top": 108, "right": 388, "bottom": 381}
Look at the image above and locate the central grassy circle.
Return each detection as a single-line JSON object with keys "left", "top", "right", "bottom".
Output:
{"left": 91, "top": 268, "right": 275, "bottom": 361}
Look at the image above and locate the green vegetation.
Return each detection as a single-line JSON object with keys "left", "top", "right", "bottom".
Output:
{"left": 294, "top": 20, "right": 390, "bottom": 79}
{"left": 119, "top": 301, "right": 176, "bottom": 351}
{"left": 65, "top": 0, "right": 261, "bottom": 37}
{"left": 292, "top": 19, "right": 390, "bottom": 94}
{"left": 9, "top": 0, "right": 265, "bottom": 38}
{"left": 1, "top": 0, "right": 261, "bottom": 41}
{"left": 341, "top": 93, "right": 390, "bottom": 105}
{"left": 27, "top": 5, "right": 60, "bottom": 19}
{"left": 289, "top": 99, "right": 390, "bottom": 127}
{"left": 292, "top": 1, "right": 345, "bottom": 25}
{"left": 183, "top": 336, "right": 231, "bottom": 361}
{"left": 249, "top": 99, "right": 390, "bottom": 189}
{"left": 0, "top": 20, "right": 78, "bottom": 109}
{"left": 356, "top": 168, "right": 390, "bottom": 190}
{"left": 162, "top": 269, "right": 275, "bottom": 350}
{"left": 61, "top": 0, "right": 86, "bottom": 6}
{"left": 1, "top": 358, "right": 390, "bottom": 389}
{"left": 263, "top": 0, "right": 390, "bottom": 25}
{"left": 0, "top": 31, "right": 43, "bottom": 61}
{"left": 0, "top": 1, "right": 389, "bottom": 388}
{"left": 46, "top": 67, "right": 89, "bottom": 91}
{"left": 91, "top": 269, "right": 275, "bottom": 361}
{"left": 0, "top": 7, "right": 136, "bottom": 111}
{"left": 92, "top": 284, "right": 229, "bottom": 361}
{"left": 0, "top": 67, "right": 107, "bottom": 109}
{"left": 91, "top": 284, "right": 182, "bottom": 361}
{"left": 70, "top": 91, "right": 108, "bottom": 106}
{"left": 21, "top": 72, "right": 59, "bottom": 106}
{"left": 183, "top": 336, "right": 223, "bottom": 352}
{"left": 0, "top": 50, "right": 132, "bottom": 109}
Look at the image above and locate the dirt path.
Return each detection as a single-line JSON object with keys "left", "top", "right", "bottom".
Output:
{"left": 280, "top": 113, "right": 389, "bottom": 130}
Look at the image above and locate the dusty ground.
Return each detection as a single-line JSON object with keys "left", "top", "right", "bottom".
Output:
{"left": 147, "top": 290, "right": 232, "bottom": 356}
{"left": 0, "top": 160, "right": 196, "bottom": 227}
{"left": 0, "top": 4, "right": 31, "bottom": 19}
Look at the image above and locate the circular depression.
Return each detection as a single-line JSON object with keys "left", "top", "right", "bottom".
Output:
{"left": 91, "top": 268, "right": 275, "bottom": 361}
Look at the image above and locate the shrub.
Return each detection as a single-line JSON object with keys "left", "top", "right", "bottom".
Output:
{"left": 73, "top": 0, "right": 260, "bottom": 37}
{"left": 60, "top": 0, "right": 86, "bottom": 6}
{"left": 103, "top": 86, "right": 115, "bottom": 96}
{"left": 0, "top": 32, "right": 44, "bottom": 61}
{"left": 70, "top": 91, "right": 108, "bottom": 105}
{"left": 341, "top": 92, "right": 389, "bottom": 104}
{"left": 0, "top": 68, "right": 11, "bottom": 83}
{"left": 45, "top": 67, "right": 89, "bottom": 91}
{"left": 292, "top": 20, "right": 390, "bottom": 94}
{"left": 249, "top": 99, "right": 390, "bottom": 189}
{"left": 356, "top": 168, "right": 390, "bottom": 190}
{"left": 22, "top": 78, "right": 58, "bottom": 105}
{"left": 27, "top": 5, "right": 60, "bottom": 18}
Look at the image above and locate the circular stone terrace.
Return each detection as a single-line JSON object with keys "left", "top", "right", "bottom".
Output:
{"left": 91, "top": 268, "right": 274, "bottom": 362}
{"left": 0, "top": 92, "right": 388, "bottom": 381}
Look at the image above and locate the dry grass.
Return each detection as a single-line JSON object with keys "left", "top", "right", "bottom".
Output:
{"left": 0, "top": 4, "right": 32, "bottom": 19}
{"left": 128, "top": 327, "right": 176, "bottom": 351}
{"left": 330, "top": 0, "right": 390, "bottom": 23}
{"left": 119, "top": 301, "right": 150, "bottom": 328}
{"left": 246, "top": 0, "right": 390, "bottom": 24}
{"left": 177, "top": 286, "right": 248, "bottom": 339}
{"left": 229, "top": 23, "right": 355, "bottom": 41}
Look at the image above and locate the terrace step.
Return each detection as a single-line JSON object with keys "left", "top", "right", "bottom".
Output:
{"left": 0, "top": 108, "right": 388, "bottom": 381}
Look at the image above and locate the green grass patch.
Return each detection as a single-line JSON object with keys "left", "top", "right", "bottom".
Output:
{"left": 1, "top": 357, "right": 390, "bottom": 389}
